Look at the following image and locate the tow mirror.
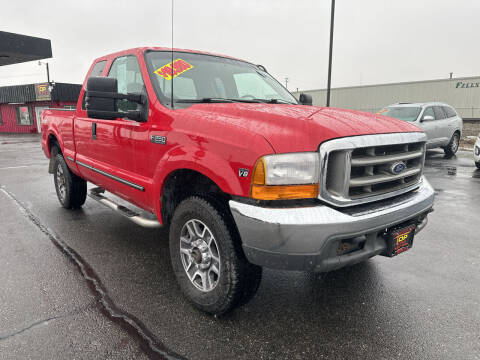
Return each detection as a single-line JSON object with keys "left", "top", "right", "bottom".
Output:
{"left": 299, "top": 93, "right": 313, "bottom": 106}
{"left": 86, "top": 77, "right": 147, "bottom": 122}
{"left": 421, "top": 115, "right": 434, "bottom": 122}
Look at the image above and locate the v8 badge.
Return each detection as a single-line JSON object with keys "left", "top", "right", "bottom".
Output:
{"left": 238, "top": 168, "right": 249, "bottom": 177}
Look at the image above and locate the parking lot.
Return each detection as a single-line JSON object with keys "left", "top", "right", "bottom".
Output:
{"left": 1, "top": 134, "right": 479, "bottom": 360}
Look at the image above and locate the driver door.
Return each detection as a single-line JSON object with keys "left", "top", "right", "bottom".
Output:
{"left": 76, "top": 55, "right": 148, "bottom": 207}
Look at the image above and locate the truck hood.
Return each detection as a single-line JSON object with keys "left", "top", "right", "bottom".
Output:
{"left": 181, "top": 103, "right": 422, "bottom": 153}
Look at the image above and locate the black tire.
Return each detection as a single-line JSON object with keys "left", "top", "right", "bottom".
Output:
{"left": 53, "top": 154, "right": 87, "bottom": 209}
{"left": 476, "top": 161, "right": 480, "bottom": 169}
{"left": 444, "top": 132, "right": 460, "bottom": 156}
{"left": 169, "top": 196, "right": 262, "bottom": 315}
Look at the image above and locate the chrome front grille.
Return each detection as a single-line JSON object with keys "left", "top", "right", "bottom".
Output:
{"left": 319, "top": 133, "right": 427, "bottom": 207}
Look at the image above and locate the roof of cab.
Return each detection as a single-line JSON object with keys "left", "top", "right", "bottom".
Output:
{"left": 93, "top": 46, "right": 250, "bottom": 65}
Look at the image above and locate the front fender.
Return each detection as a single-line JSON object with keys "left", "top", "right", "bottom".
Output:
{"left": 151, "top": 142, "right": 270, "bottom": 222}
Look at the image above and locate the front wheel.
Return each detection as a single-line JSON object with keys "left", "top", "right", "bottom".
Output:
{"left": 169, "top": 196, "right": 262, "bottom": 315}
{"left": 476, "top": 161, "right": 480, "bottom": 169}
{"left": 53, "top": 154, "right": 87, "bottom": 209}
{"left": 444, "top": 132, "right": 460, "bottom": 156}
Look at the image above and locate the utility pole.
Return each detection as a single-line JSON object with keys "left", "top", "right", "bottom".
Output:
{"left": 38, "top": 61, "right": 50, "bottom": 84}
{"left": 285, "top": 77, "right": 289, "bottom": 89}
{"left": 326, "top": 0, "right": 335, "bottom": 107}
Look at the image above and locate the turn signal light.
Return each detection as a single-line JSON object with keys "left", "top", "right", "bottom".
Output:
{"left": 250, "top": 183, "right": 319, "bottom": 200}
{"left": 252, "top": 158, "right": 266, "bottom": 185}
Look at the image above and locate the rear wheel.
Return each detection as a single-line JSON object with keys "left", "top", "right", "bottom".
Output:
{"left": 169, "top": 196, "right": 262, "bottom": 315}
{"left": 53, "top": 154, "right": 87, "bottom": 209}
{"left": 444, "top": 132, "right": 460, "bottom": 156}
{"left": 476, "top": 161, "right": 480, "bottom": 169}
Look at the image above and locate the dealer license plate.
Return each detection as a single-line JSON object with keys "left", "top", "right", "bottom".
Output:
{"left": 385, "top": 223, "right": 416, "bottom": 257}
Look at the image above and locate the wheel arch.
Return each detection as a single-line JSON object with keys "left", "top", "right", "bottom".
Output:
{"left": 159, "top": 168, "right": 231, "bottom": 227}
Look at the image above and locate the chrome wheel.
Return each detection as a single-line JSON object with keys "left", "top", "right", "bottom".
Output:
{"left": 179, "top": 219, "right": 220, "bottom": 292}
{"left": 56, "top": 164, "right": 66, "bottom": 202}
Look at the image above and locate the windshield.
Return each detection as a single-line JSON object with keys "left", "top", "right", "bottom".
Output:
{"left": 144, "top": 51, "right": 298, "bottom": 107}
{"left": 380, "top": 106, "right": 422, "bottom": 122}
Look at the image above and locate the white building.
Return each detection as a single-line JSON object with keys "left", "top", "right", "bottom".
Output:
{"left": 292, "top": 76, "right": 480, "bottom": 120}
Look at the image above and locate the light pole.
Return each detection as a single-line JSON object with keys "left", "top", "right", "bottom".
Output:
{"left": 326, "top": 0, "right": 335, "bottom": 107}
{"left": 38, "top": 61, "right": 50, "bottom": 85}
{"left": 285, "top": 77, "right": 289, "bottom": 90}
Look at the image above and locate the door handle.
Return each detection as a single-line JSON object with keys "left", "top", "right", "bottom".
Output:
{"left": 92, "top": 122, "right": 97, "bottom": 140}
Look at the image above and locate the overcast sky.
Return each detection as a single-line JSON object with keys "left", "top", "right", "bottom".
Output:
{"left": 1, "top": 0, "right": 479, "bottom": 92}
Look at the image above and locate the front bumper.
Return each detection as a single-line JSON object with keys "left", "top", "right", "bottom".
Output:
{"left": 230, "top": 177, "right": 435, "bottom": 272}
{"left": 474, "top": 138, "right": 480, "bottom": 163}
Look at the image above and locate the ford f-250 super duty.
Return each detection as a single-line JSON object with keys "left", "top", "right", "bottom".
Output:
{"left": 42, "top": 47, "right": 435, "bottom": 315}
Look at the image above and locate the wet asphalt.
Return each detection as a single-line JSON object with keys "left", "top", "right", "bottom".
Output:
{"left": 0, "top": 134, "right": 479, "bottom": 360}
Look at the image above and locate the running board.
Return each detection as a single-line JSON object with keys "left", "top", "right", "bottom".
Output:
{"left": 88, "top": 187, "right": 162, "bottom": 228}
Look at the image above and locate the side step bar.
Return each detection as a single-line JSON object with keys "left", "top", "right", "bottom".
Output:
{"left": 88, "top": 187, "right": 162, "bottom": 228}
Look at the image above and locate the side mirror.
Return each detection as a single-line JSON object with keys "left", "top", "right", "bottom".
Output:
{"left": 421, "top": 115, "right": 434, "bottom": 122}
{"left": 299, "top": 93, "right": 313, "bottom": 106}
{"left": 86, "top": 77, "right": 147, "bottom": 122}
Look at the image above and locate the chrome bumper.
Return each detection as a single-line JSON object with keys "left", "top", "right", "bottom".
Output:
{"left": 229, "top": 177, "right": 435, "bottom": 272}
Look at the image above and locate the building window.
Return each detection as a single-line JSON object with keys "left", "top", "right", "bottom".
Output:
{"left": 16, "top": 106, "right": 33, "bottom": 125}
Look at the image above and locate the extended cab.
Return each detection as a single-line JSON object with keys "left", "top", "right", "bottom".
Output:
{"left": 42, "top": 47, "right": 435, "bottom": 315}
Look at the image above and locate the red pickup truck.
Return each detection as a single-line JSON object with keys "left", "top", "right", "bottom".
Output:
{"left": 42, "top": 47, "right": 434, "bottom": 315}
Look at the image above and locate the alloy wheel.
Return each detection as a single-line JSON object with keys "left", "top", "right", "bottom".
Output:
{"left": 179, "top": 219, "right": 221, "bottom": 292}
{"left": 56, "top": 165, "right": 66, "bottom": 202}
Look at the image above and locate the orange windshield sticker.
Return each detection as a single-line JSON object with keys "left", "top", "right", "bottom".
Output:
{"left": 154, "top": 59, "right": 194, "bottom": 80}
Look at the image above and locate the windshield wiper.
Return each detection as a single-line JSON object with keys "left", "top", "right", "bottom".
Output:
{"left": 175, "top": 98, "right": 291, "bottom": 104}
{"left": 175, "top": 98, "right": 267, "bottom": 104}
{"left": 253, "top": 98, "right": 297, "bottom": 104}
{"left": 175, "top": 98, "right": 235, "bottom": 103}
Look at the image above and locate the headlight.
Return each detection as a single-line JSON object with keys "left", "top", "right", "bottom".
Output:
{"left": 250, "top": 152, "right": 320, "bottom": 200}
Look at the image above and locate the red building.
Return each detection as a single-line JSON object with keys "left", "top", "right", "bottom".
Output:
{"left": 0, "top": 82, "right": 81, "bottom": 133}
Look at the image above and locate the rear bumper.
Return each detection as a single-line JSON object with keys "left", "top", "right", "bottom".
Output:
{"left": 229, "top": 177, "right": 435, "bottom": 272}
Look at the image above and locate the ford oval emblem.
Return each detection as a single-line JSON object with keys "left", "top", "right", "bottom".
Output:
{"left": 391, "top": 161, "right": 406, "bottom": 175}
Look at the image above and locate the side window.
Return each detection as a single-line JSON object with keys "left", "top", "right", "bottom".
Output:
{"left": 422, "top": 107, "right": 434, "bottom": 120}
{"left": 16, "top": 106, "right": 33, "bottom": 125}
{"left": 433, "top": 106, "right": 446, "bottom": 120}
{"left": 108, "top": 56, "right": 145, "bottom": 112}
{"left": 0, "top": 110, "right": 2, "bottom": 125}
{"left": 82, "top": 60, "right": 108, "bottom": 110}
{"left": 90, "top": 60, "right": 107, "bottom": 78}
{"left": 442, "top": 106, "right": 457, "bottom": 118}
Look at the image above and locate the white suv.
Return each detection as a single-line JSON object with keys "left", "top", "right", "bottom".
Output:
{"left": 380, "top": 102, "right": 463, "bottom": 156}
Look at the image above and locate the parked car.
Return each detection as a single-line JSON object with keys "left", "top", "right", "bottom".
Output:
{"left": 474, "top": 134, "right": 480, "bottom": 168}
{"left": 41, "top": 47, "right": 435, "bottom": 315}
{"left": 380, "top": 102, "right": 463, "bottom": 156}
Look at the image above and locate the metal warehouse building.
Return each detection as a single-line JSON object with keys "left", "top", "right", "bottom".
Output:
{"left": 293, "top": 76, "right": 480, "bottom": 120}
{"left": 0, "top": 83, "right": 81, "bottom": 133}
